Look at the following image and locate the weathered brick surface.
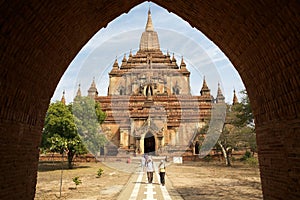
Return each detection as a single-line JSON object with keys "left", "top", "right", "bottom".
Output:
{"left": 0, "top": 0, "right": 299, "bottom": 199}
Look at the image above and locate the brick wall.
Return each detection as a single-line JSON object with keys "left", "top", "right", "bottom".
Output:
{"left": 0, "top": 0, "right": 299, "bottom": 199}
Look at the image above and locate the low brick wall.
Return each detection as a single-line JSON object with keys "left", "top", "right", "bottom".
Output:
{"left": 39, "top": 153, "right": 97, "bottom": 162}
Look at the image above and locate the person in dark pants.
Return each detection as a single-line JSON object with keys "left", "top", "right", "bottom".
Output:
{"left": 146, "top": 158, "right": 154, "bottom": 183}
{"left": 158, "top": 160, "right": 166, "bottom": 186}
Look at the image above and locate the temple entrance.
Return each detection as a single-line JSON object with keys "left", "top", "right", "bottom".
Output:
{"left": 195, "top": 141, "right": 200, "bottom": 155}
{"left": 100, "top": 147, "right": 105, "bottom": 155}
{"left": 144, "top": 132, "right": 155, "bottom": 154}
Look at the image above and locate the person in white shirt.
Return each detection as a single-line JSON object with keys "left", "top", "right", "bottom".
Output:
{"left": 146, "top": 158, "right": 154, "bottom": 183}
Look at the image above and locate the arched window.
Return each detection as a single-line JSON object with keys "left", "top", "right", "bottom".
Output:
{"left": 172, "top": 86, "right": 180, "bottom": 95}
{"left": 145, "top": 85, "right": 153, "bottom": 96}
{"left": 119, "top": 86, "right": 125, "bottom": 95}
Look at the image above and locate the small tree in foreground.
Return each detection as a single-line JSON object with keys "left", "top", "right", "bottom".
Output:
{"left": 97, "top": 168, "right": 104, "bottom": 178}
{"left": 48, "top": 134, "right": 87, "bottom": 169}
{"left": 42, "top": 101, "right": 88, "bottom": 169}
{"left": 72, "top": 176, "right": 82, "bottom": 189}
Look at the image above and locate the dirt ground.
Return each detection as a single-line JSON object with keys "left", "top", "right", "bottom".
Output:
{"left": 35, "top": 161, "right": 131, "bottom": 200}
{"left": 166, "top": 161, "right": 262, "bottom": 200}
{"left": 35, "top": 160, "right": 262, "bottom": 200}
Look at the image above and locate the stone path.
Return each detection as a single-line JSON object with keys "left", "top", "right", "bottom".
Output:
{"left": 115, "top": 161, "right": 183, "bottom": 200}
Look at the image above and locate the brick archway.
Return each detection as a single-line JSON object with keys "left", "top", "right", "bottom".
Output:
{"left": 1, "top": 1, "right": 299, "bottom": 199}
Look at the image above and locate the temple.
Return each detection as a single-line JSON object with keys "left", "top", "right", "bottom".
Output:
{"left": 78, "top": 10, "right": 231, "bottom": 156}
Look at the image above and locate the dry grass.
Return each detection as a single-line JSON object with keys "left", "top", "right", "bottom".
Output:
{"left": 35, "top": 161, "right": 131, "bottom": 200}
{"left": 167, "top": 161, "right": 262, "bottom": 200}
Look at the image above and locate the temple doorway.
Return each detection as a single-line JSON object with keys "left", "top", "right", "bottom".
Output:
{"left": 144, "top": 132, "right": 155, "bottom": 154}
{"left": 195, "top": 141, "right": 200, "bottom": 155}
{"left": 100, "top": 147, "right": 105, "bottom": 155}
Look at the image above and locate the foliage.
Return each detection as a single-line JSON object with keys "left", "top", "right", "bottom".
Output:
{"left": 216, "top": 90, "right": 256, "bottom": 166}
{"left": 239, "top": 151, "right": 258, "bottom": 166}
{"left": 231, "top": 90, "right": 254, "bottom": 128}
{"left": 72, "top": 176, "right": 82, "bottom": 188}
{"left": 42, "top": 101, "right": 88, "bottom": 169}
{"left": 231, "top": 90, "right": 256, "bottom": 154}
{"left": 240, "top": 151, "right": 252, "bottom": 161}
{"left": 72, "top": 96, "right": 107, "bottom": 156}
{"left": 47, "top": 134, "right": 68, "bottom": 154}
{"left": 245, "top": 157, "right": 259, "bottom": 167}
{"left": 97, "top": 168, "right": 104, "bottom": 177}
{"left": 95, "top": 102, "right": 106, "bottom": 124}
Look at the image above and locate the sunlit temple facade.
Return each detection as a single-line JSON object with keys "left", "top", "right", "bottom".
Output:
{"left": 77, "top": 10, "right": 232, "bottom": 156}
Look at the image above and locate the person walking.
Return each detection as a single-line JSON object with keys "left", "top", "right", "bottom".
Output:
{"left": 145, "top": 157, "right": 154, "bottom": 183}
{"left": 140, "top": 155, "right": 146, "bottom": 172}
{"left": 158, "top": 160, "right": 166, "bottom": 186}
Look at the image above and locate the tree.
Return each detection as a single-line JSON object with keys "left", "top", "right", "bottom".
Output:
{"left": 42, "top": 101, "right": 88, "bottom": 169}
{"left": 72, "top": 96, "right": 107, "bottom": 157}
{"left": 232, "top": 90, "right": 254, "bottom": 128}
{"left": 231, "top": 90, "right": 256, "bottom": 155}
{"left": 217, "top": 90, "right": 256, "bottom": 166}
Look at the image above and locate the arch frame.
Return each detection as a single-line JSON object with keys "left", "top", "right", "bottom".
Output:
{"left": 0, "top": 1, "right": 299, "bottom": 199}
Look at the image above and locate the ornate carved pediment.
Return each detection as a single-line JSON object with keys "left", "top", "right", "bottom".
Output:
{"left": 134, "top": 116, "right": 164, "bottom": 138}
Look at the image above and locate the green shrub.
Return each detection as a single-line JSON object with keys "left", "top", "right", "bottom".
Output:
{"left": 72, "top": 176, "right": 82, "bottom": 188}
{"left": 97, "top": 168, "right": 104, "bottom": 177}
{"left": 240, "top": 151, "right": 252, "bottom": 161}
{"left": 246, "top": 157, "right": 258, "bottom": 167}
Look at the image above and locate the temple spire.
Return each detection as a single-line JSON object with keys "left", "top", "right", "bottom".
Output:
{"left": 180, "top": 56, "right": 186, "bottom": 68}
{"left": 121, "top": 54, "right": 127, "bottom": 68}
{"left": 129, "top": 49, "right": 133, "bottom": 57}
{"left": 217, "top": 83, "right": 222, "bottom": 95}
{"left": 171, "top": 53, "right": 176, "bottom": 63}
{"left": 88, "top": 78, "right": 98, "bottom": 98}
{"left": 233, "top": 89, "right": 238, "bottom": 105}
{"left": 139, "top": 9, "right": 160, "bottom": 51}
{"left": 122, "top": 53, "right": 127, "bottom": 62}
{"left": 91, "top": 78, "right": 96, "bottom": 88}
{"left": 200, "top": 76, "right": 210, "bottom": 96}
{"left": 216, "top": 82, "right": 225, "bottom": 103}
{"left": 76, "top": 84, "right": 82, "bottom": 97}
{"left": 113, "top": 57, "right": 119, "bottom": 69}
{"left": 61, "top": 90, "right": 66, "bottom": 105}
{"left": 145, "top": 8, "right": 154, "bottom": 31}
{"left": 128, "top": 50, "right": 133, "bottom": 62}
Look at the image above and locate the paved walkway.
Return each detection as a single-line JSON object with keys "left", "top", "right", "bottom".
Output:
{"left": 113, "top": 160, "right": 183, "bottom": 200}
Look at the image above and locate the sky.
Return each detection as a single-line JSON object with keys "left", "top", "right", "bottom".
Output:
{"left": 51, "top": 2, "right": 245, "bottom": 104}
